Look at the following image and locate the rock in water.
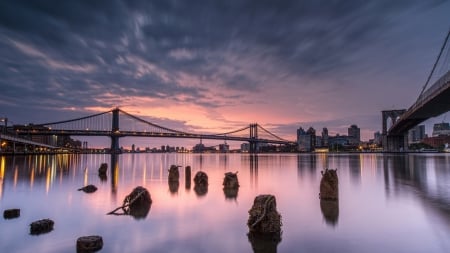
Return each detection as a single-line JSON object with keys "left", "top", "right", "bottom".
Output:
{"left": 78, "top": 184, "right": 98, "bottom": 193}
{"left": 124, "top": 186, "right": 152, "bottom": 219}
{"left": 319, "top": 168, "right": 338, "bottom": 200}
{"left": 30, "top": 218, "right": 54, "bottom": 235}
{"left": 76, "top": 235, "right": 103, "bottom": 253}
{"left": 3, "top": 208, "right": 20, "bottom": 219}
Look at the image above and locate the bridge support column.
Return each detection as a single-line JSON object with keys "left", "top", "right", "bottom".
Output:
{"left": 383, "top": 133, "right": 408, "bottom": 152}
{"left": 249, "top": 123, "right": 258, "bottom": 153}
{"left": 110, "top": 108, "right": 121, "bottom": 154}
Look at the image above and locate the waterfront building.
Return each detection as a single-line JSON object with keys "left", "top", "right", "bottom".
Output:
{"left": 432, "top": 122, "right": 450, "bottom": 136}
{"left": 374, "top": 131, "right": 382, "bottom": 145}
{"left": 219, "top": 143, "right": 229, "bottom": 152}
{"left": 297, "top": 127, "right": 315, "bottom": 152}
{"left": 348, "top": 124, "right": 360, "bottom": 145}
{"left": 322, "top": 127, "right": 329, "bottom": 147}
{"left": 408, "top": 125, "right": 425, "bottom": 143}
{"left": 240, "top": 143, "right": 250, "bottom": 152}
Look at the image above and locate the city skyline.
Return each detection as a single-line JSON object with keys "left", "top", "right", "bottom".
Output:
{"left": 1, "top": 1, "right": 450, "bottom": 149}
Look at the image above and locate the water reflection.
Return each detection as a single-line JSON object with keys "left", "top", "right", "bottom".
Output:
{"left": 320, "top": 200, "right": 339, "bottom": 226}
{"left": 168, "top": 181, "right": 179, "bottom": 195}
{"left": 248, "top": 154, "right": 259, "bottom": 188}
{"left": 111, "top": 154, "right": 119, "bottom": 196}
{"left": 0, "top": 153, "right": 449, "bottom": 253}
{"left": 297, "top": 154, "right": 317, "bottom": 179}
{"left": 384, "top": 154, "right": 450, "bottom": 227}
{"left": 247, "top": 232, "right": 281, "bottom": 253}
{"left": 348, "top": 154, "right": 361, "bottom": 184}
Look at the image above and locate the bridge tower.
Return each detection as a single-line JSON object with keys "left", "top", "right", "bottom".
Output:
{"left": 382, "top": 110, "right": 408, "bottom": 152}
{"left": 111, "top": 108, "right": 121, "bottom": 153}
{"left": 249, "top": 123, "right": 258, "bottom": 153}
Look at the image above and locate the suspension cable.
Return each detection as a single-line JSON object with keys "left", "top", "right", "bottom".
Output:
{"left": 417, "top": 28, "right": 450, "bottom": 102}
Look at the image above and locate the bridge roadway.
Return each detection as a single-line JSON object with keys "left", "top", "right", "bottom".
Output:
{"left": 0, "top": 133, "right": 57, "bottom": 149}
{"left": 389, "top": 70, "right": 450, "bottom": 135}
{"left": 16, "top": 129, "right": 296, "bottom": 146}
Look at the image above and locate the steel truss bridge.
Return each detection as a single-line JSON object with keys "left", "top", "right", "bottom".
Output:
{"left": 15, "top": 108, "right": 296, "bottom": 153}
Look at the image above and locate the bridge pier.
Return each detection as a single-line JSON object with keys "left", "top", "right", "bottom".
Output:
{"left": 381, "top": 110, "right": 408, "bottom": 152}
{"left": 249, "top": 124, "right": 258, "bottom": 153}
{"left": 382, "top": 133, "right": 408, "bottom": 152}
{"left": 110, "top": 108, "right": 122, "bottom": 154}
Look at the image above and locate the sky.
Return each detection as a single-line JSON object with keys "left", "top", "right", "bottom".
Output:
{"left": 0, "top": 0, "right": 449, "bottom": 149}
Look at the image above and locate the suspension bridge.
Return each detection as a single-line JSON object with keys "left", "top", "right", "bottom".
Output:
{"left": 383, "top": 29, "right": 450, "bottom": 151}
{"left": 13, "top": 108, "right": 296, "bottom": 153}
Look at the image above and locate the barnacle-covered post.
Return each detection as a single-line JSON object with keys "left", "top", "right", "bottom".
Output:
{"left": 107, "top": 186, "right": 152, "bottom": 219}
{"left": 223, "top": 172, "right": 239, "bottom": 199}
{"left": 247, "top": 194, "right": 282, "bottom": 234}
{"left": 193, "top": 171, "right": 208, "bottom": 196}
{"left": 247, "top": 194, "right": 282, "bottom": 252}
{"left": 319, "top": 168, "right": 338, "bottom": 200}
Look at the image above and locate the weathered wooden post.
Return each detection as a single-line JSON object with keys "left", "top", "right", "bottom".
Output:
{"left": 319, "top": 168, "right": 339, "bottom": 226}
{"left": 185, "top": 166, "right": 191, "bottom": 190}
{"left": 319, "top": 168, "right": 338, "bottom": 200}
{"left": 223, "top": 172, "right": 239, "bottom": 199}
{"left": 168, "top": 165, "right": 180, "bottom": 182}
{"left": 193, "top": 171, "right": 208, "bottom": 196}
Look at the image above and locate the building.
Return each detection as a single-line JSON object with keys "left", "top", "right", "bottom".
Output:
{"left": 297, "top": 127, "right": 316, "bottom": 152}
{"left": 348, "top": 125, "right": 360, "bottom": 145}
{"left": 321, "top": 128, "right": 329, "bottom": 147}
{"left": 422, "top": 135, "right": 450, "bottom": 148}
{"left": 219, "top": 143, "right": 229, "bottom": 152}
{"left": 432, "top": 122, "right": 450, "bottom": 136}
{"left": 408, "top": 125, "right": 425, "bottom": 143}
{"left": 373, "top": 131, "right": 382, "bottom": 145}
{"left": 240, "top": 143, "right": 250, "bottom": 152}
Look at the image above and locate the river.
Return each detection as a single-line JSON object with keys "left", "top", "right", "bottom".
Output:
{"left": 1, "top": 153, "right": 449, "bottom": 253}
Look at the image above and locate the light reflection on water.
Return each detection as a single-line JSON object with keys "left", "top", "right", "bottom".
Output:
{"left": 0, "top": 153, "right": 449, "bottom": 253}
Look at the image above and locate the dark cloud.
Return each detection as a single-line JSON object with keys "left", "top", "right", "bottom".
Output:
{"left": 0, "top": 0, "right": 448, "bottom": 141}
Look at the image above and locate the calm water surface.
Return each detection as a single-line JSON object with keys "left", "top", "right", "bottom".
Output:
{"left": 1, "top": 153, "right": 450, "bottom": 253}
